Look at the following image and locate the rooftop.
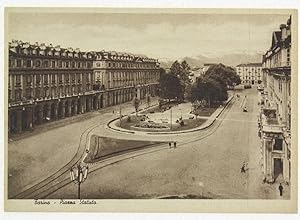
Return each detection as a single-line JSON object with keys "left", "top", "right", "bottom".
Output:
{"left": 236, "top": 63, "right": 262, "bottom": 67}
{"left": 9, "top": 40, "right": 158, "bottom": 62}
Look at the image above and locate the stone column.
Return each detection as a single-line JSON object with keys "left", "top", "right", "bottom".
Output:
{"left": 25, "top": 107, "right": 33, "bottom": 129}
{"left": 53, "top": 103, "right": 58, "bottom": 120}
{"left": 46, "top": 105, "right": 51, "bottom": 119}
{"left": 67, "top": 100, "right": 72, "bottom": 117}
{"left": 91, "top": 97, "right": 94, "bottom": 111}
{"left": 86, "top": 97, "right": 91, "bottom": 112}
{"left": 37, "top": 105, "right": 43, "bottom": 124}
{"left": 283, "top": 142, "right": 290, "bottom": 182}
{"left": 73, "top": 101, "right": 78, "bottom": 115}
{"left": 265, "top": 138, "right": 274, "bottom": 183}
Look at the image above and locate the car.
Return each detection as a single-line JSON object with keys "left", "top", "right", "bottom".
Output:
{"left": 243, "top": 107, "right": 248, "bottom": 112}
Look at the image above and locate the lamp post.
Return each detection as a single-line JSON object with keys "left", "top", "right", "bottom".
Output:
{"left": 119, "top": 104, "right": 122, "bottom": 127}
{"left": 70, "top": 163, "right": 89, "bottom": 199}
{"left": 170, "top": 108, "right": 172, "bottom": 130}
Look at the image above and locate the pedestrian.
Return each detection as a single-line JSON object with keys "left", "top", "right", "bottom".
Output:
{"left": 169, "top": 142, "right": 172, "bottom": 149}
{"left": 279, "top": 183, "right": 283, "bottom": 196}
{"left": 240, "top": 162, "right": 246, "bottom": 173}
{"left": 174, "top": 142, "right": 177, "bottom": 149}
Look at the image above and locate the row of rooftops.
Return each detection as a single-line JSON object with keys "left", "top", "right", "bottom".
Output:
{"left": 9, "top": 40, "right": 158, "bottom": 63}
{"left": 236, "top": 63, "right": 262, "bottom": 67}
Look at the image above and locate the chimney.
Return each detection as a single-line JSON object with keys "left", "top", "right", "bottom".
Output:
{"left": 280, "top": 24, "right": 287, "bottom": 40}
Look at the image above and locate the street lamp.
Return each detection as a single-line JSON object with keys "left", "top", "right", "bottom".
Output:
{"left": 170, "top": 108, "right": 172, "bottom": 130}
{"left": 70, "top": 162, "right": 89, "bottom": 199}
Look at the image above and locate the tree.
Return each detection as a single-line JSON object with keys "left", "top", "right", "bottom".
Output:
{"left": 204, "top": 63, "right": 241, "bottom": 87}
{"left": 169, "top": 60, "right": 191, "bottom": 101}
{"left": 159, "top": 73, "right": 182, "bottom": 102}
{"left": 191, "top": 76, "right": 228, "bottom": 108}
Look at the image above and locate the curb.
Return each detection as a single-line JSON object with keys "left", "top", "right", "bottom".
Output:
{"left": 106, "top": 96, "right": 234, "bottom": 135}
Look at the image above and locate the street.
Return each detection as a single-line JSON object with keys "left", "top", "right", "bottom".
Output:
{"left": 45, "top": 88, "right": 289, "bottom": 199}
{"left": 7, "top": 99, "right": 158, "bottom": 198}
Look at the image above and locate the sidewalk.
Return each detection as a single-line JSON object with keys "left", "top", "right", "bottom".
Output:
{"left": 8, "top": 97, "right": 159, "bottom": 142}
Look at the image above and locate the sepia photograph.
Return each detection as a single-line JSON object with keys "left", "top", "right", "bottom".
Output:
{"left": 3, "top": 7, "right": 298, "bottom": 213}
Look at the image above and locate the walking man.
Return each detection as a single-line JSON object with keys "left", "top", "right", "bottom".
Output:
{"left": 174, "top": 142, "right": 177, "bottom": 149}
{"left": 169, "top": 142, "right": 172, "bottom": 149}
{"left": 240, "top": 162, "right": 246, "bottom": 173}
{"left": 279, "top": 183, "right": 283, "bottom": 197}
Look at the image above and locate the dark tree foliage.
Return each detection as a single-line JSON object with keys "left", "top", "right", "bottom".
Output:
{"left": 190, "top": 63, "right": 240, "bottom": 106}
{"left": 159, "top": 72, "right": 182, "bottom": 102}
{"left": 191, "top": 77, "right": 228, "bottom": 107}
{"left": 204, "top": 63, "right": 241, "bottom": 87}
{"left": 169, "top": 60, "right": 191, "bottom": 101}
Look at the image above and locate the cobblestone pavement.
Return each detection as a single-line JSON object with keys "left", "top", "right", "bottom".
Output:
{"left": 47, "top": 88, "right": 290, "bottom": 199}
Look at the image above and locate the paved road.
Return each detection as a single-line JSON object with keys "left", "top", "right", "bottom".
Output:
{"left": 7, "top": 99, "right": 158, "bottom": 198}
{"left": 47, "top": 88, "right": 288, "bottom": 199}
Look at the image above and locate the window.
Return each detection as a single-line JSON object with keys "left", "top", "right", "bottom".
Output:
{"left": 52, "top": 60, "right": 56, "bottom": 68}
{"left": 274, "top": 139, "right": 283, "bottom": 151}
{"left": 17, "top": 59, "right": 22, "bottom": 67}
{"left": 65, "top": 74, "right": 69, "bottom": 82}
{"left": 36, "top": 75, "right": 41, "bottom": 84}
{"left": 287, "top": 48, "right": 290, "bottom": 64}
{"left": 78, "top": 62, "right": 81, "bottom": 68}
{"left": 35, "top": 60, "right": 41, "bottom": 67}
{"left": 16, "top": 75, "right": 21, "bottom": 86}
{"left": 58, "top": 60, "right": 62, "bottom": 68}
{"left": 72, "top": 74, "right": 75, "bottom": 82}
{"left": 44, "top": 74, "right": 48, "bottom": 84}
{"left": 26, "top": 60, "right": 32, "bottom": 68}
{"left": 66, "top": 61, "right": 69, "bottom": 68}
{"left": 58, "top": 74, "right": 63, "bottom": 83}
{"left": 15, "top": 90, "right": 21, "bottom": 100}
{"left": 43, "top": 60, "right": 49, "bottom": 67}
{"left": 72, "top": 61, "right": 75, "bottom": 68}
{"left": 26, "top": 75, "right": 32, "bottom": 85}
{"left": 51, "top": 74, "right": 56, "bottom": 83}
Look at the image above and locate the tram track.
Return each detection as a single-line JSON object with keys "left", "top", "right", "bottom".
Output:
{"left": 12, "top": 98, "right": 235, "bottom": 199}
{"left": 11, "top": 122, "right": 102, "bottom": 199}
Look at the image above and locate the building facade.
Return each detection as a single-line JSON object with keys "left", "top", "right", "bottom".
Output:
{"left": 236, "top": 63, "right": 262, "bottom": 85}
{"left": 8, "top": 40, "right": 160, "bottom": 135}
{"left": 258, "top": 17, "right": 291, "bottom": 183}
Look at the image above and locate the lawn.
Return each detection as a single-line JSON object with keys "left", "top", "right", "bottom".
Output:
{"left": 170, "top": 118, "right": 207, "bottom": 131}
{"left": 193, "top": 107, "right": 218, "bottom": 117}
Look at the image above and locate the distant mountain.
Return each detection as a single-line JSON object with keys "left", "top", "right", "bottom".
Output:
{"left": 159, "top": 53, "right": 263, "bottom": 69}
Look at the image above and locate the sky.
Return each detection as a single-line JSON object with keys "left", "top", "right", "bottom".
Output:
{"left": 7, "top": 11, "right": 291, "bottom": 60}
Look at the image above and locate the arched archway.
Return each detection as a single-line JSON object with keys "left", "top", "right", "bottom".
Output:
{"left": 43, "top": 104, "right": 48, "bottom": 122}
{"left": 86, "top": 97, "right": 91, "bottom": 112}
{"left": 71, "top": 99, "right": 77, "bottom": 116}
{"left": 50, "top": 102, "right": 55, "bottom": 120}
{"left": 58, "top": 101, "right": 65, "bottom": 118}
{"left": 93, "top": 96, "right": 98, "bottom": 110}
